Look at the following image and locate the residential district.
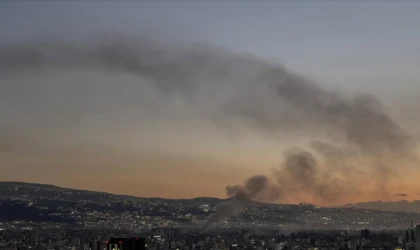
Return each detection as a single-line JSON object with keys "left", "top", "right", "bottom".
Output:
{"left": 2, "top": 224, "right": 420, "bottom": 250}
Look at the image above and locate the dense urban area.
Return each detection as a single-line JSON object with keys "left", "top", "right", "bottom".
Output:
{"left": 1, "top": 227, "right": 420, "bottom": 250}
{"left": 2, "top": 182, "right": 420, "bottom": 250}
{"left": 2, "top": 182, "right": 420, "bottom": 231}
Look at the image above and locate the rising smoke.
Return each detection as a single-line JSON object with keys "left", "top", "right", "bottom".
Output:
{"left": 201, "top": 199, "right": 244, "bottom": 232}
{"left": 0, "top": 34, "right": 417, "bottom": 229}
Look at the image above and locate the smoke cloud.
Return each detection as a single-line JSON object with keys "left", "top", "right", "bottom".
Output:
{"left": 201, "top": 199, "right": 243, "bottom": 233}
{"left": 0, "top": 34, "right": 417, "bottom": 228}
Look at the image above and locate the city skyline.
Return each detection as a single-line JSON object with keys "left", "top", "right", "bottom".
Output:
{"left": 1, "top": 1, "right": 420, "bottom": 205}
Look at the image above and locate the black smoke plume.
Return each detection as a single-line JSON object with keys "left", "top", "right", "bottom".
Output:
{"left": 0, "top": 34, "right": 416, "bottom": 229}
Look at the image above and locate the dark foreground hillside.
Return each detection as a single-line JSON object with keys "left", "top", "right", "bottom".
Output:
{"left": 0, "top": 181, "right": 419, "bottom": 231}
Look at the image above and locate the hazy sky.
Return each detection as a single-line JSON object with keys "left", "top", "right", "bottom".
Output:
{"left": 1, "top": 1, "right": 420, "bottom": 205}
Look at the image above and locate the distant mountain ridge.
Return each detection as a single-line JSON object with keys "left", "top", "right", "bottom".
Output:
{"left": 2, "top": 181, "right": 420, "bottom": 230}
{"left": 0, "top": 181, "right": 227, "bottom": 226}
{"left": 2, "top": 181, "right": 420, "bottom": 213}
{"left": 0, "top": 181, "right": 222, "bottom": 203}
{"left": 344, "top": 200, "right": 420, "bottom": 213}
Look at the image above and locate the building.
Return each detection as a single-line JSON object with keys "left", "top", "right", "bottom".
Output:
{"left": 415, "top": 225, "right": 420, "bottom": 250}
{"left": 106, "top": 238, "right": 146, "bottom": 250}
{"left": 361, "top": 229, "right": 370, "bottom": 239}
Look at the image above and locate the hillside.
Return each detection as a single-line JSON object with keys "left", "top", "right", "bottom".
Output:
{"left": 344, "top": 200, "right": 420, "bottom": 213}
{"left": 0, "top": 181, "right": 419, "bottom": 231}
